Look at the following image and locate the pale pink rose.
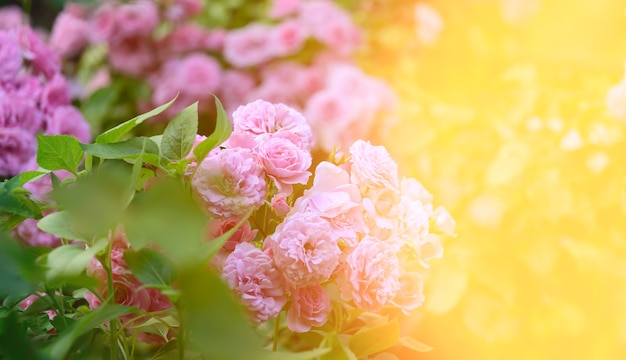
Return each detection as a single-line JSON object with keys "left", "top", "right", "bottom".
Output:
{"left": 264, "top": 212, "right": 340, "bottom": 287}
{"left": 40, "top": 74, "right": 71, "bottom": 112}
{"left": 231, "top": 100, "right": 313, "bottom": 149}
{"left": 13, "top": 218, "right": 61, "bottom": 248}
{"left": 271, "top": 192, "right": 290, "bottom": 217}
{"left": 299, "top": 0, "right": 361, "bottom": 55}
{"left": 287, "top": 284, "right": 331, "bottom": 332}
{"left": 294, "top": 161, "right": 365, "bottom": 247}
{"left": 391, "top": 272, "right": 425, "bottom": 314}
{"left": 207, "top": 218, "right": 258, "bottom": 252}
{"left": 0, "top": 31, "right": 23, "bottom": 82}
{"left": 337, "top": 236, "right": 400, "bottom": 312}
{"left": 400, "top": 177, "right": 433, "bottom": 204}
{"left": 165, "top": 0, "right": 203, "bottom": 21}
{"left": 50, "top": 11, "right": 89, "bottom": 58}
{"left": 46, "top": 105, "right": 91, "bottom": 142}
{"left": 222, "top": 242, "right": 287, "bottom": 323}
{"left": 269, "top": 20, "right": 307, "bottom": 57}
{"left": 160, "top": 24, "right": 216, "bottom": 53}
{"left": 431, "top": 206, "right": 456, "bottom": 236}
{"left": 172, "top": 53, "right": 222, "bottom": 99}
{"left": 108, "top": 37, "right": 156, "bottom": 77}
{"left": 349, "top": 140, "right": 399, "bottom": 190}
{"left": 0, "top": 6, "right": 23, "bottom": 30}
{"left": 392, "top": 196, "right": 431, "bottom": 248}
{"left": 191, "top": 147, "right": 267, "bottom": 220}
{"left": 0, "top": 96, "right": 44, "bottom": 132}
{"left": 417, "top": 234, "right": 443, "bottom": 267}
{"left": 89, "top": 2, "right": 118, "bottom": 43}
{"left": 268, "top": 0, "right": 301, "bottom": 18}
{"left": 223, "top": 23, "right": 274, "bottom": 68}
{"left": 257, "top": 134, "right": 312, "bottom": 194}
{"left": 361, "top": 187, "right": 398, "bottom": 241}
{"left": 304, "top": 89, "right": 356, "bottom": 152}
{"left": 246, "top": 81, "right": 299, "bottom": 109}
{"left": 19, "top": 28, "right": 60, "bottom": 80}
{"left": 0, "top": 127, "right": 36, "bottom": 177}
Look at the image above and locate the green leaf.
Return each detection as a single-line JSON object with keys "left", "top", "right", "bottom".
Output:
{"left": 95, "top": 96, "right": 178, "bottom": 144}
{"left": 45, "top": 304, "right": 135, "bottom": 359}
{"left": 81, "top": 83, "right": 122, "bottom": 133}
{"left": 81, "top": 137, "right": 160, "bottom": 165}
{"left": 12, "top": 170, "right": 50, "bottom": 187}
{"left": 0, "top": 190, "right": 42, "bottom": 219}
{"left": 348, "top": 318, "right": 400, "bottom": 359}
{"left": 161, "top": 102, "right": 199, "bottom": 161}
{"left": 0, "top": 231, "right": 46, "bottom": 298}
{"left": 36, "top": 135, "right": 85, "bottom": 174}
{"left": 321, "top": 333, "right": 357, "bottom": 360}
{"left": 0, "top": 310, "right": 42, "bottom": 360}
{"left": 180, "top": 265, "right": 263, "bottom": 359}
{"left": 192, "top": 96, "right": 231, "bottom": 163}
{"left": 397, "top": 336, "right": 433, "bottom": 353}
{"left": 37, "top": 211, "right": 89, "bottom": 242}
{"left": 124, "top": 247, "right": 178, "bottom": 287}
{"left": 42, "top": 239, "right": 107, "bottom": 287}
{"left": 261, "top": 348, "right": 332, "bottom": 360}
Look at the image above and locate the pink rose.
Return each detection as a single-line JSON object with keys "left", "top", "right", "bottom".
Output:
{"left": 19, "top": 293, "right": 57, "bottom": 320}
{"left": 222, "top": 243, "right": 286, "bottom": 323}
{"left": 257, "top": 134, "right": 312, "bottom": 194}
{"left": 223, "top": 23, "right": 274, "bottom": 68}
{"left": 232, "top": 100, "right": 312, "bottom": 150}
{"left": 0, "top": 6, "right": 22, "bottom": 30}
{"left": 191, "top": 147, "right": 267, "bottom": 220}
{"left": 217, "top": 70, "right": 256, "bottom": 113}
{"left": 19, "top": 28, "right": 60, "bottom": 80}
{"left": 299, "top": 0, "right": 361, "bottom": 55}
{"left": 160, "top": 24, "right": 216, "bottom": 53}
{"left": 0, "top": 31, "right": 22, "bottom": 82}
{"left": 264, "top": 212, "right": 340, "bottom": 287}
{"left": 115, "top": 0, "right": 159, "bottom": 40}
{"left": 40, "top": 74, "right": 72, "bottom": 112}
{"left": 165, "top": 0, "right": 204, "bottom": 21}
{"left": 13, "top": 218, "right": 61, "bottom": 248}
{"left": 0, "top": 127, "right": 36, "bottom": 177}
{"left": 287, "top": 285, "right": 331, "bottom": 332}
{"left": 392, "top": 196, "right": 431, "bottom": 249}
{"left": 337, "top": 236, "right": 400, "bottom": 311}
{"left": 400, "top": 177, "right": 433, "bottom": 203}
{"left": 108, "top": 37, "right": 156, "bottom": 77}
{"left": 207, "top": 218, "right": 258, "bottom": 252}
{"left": 294, "top": 161, "right": 365, "bottom": 247}
{"left": 50, "top": 10, "right": 89, "bottom": 58}
{"left": 271, "top": 193, "right": 290, "bottom": 217}
{"left": 349, "top": 140, "right": 399, "bottom": 190}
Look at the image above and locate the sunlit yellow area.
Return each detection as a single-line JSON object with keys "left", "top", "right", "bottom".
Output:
{"left": 356, "top": 0, "right": 626, "bottom": 358}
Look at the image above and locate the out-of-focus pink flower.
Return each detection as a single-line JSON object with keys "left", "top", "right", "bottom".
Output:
{"left": 160, "top": 24, "right": 218, "bottom": 54}
{"left": 19, "top": 293, "right": 57, "bottom": 319}
{"left": 349, "top": 140, "right": 399, "bottom": 190}
{"left": 218, "top": 70, "right": 256, "bottom": 113}
{"left": 165, "top": 0, "right": 203, "bottom": 21}
{"left": 19, "top": 28, "right": 60, "bottom": 80}
{"left": 40, "top": 74, "right": 71, "bottom": 112}
{"left": 108, "top": 37, "right": 156, "bottom": 77}
{"left": 257, "top": 134, "right": 312, "bottom": 194}
{"left": 50, "top": 10, "right": 89, "bottom": 58}
{"left": 89, "top": 2, "right": 117, "bottom": 43}
{"left": 222, "top": 242, "right": 286, "bottom": 323}
{"left": 337, "top": 236, "right": 400, "bottom": 312}
{"left": 304, "top": 88, "right": 355, "bottom": 152}
{"left": 287, "top": 284, "right": 331, "bottom": 332}
{"left": 46, "top": 105, "right": 91, "bottom": 142}
{"left": 268, "top": 0, "right": 301, "bottom": 19}
{"left": 0, "top": 6, "right": 23, "bottom": 30}
{"left": 392, "top": 196, "right": 430, "bottom": 248}
{"left": 391, "top": 272, "right": 425, "bottom": 314}
{"left": 191, "top": 147, "right": 267, "bottom": 220}
{"left": 115, "top": 0, "right": 159, "bottom": 40}
{"left": 0, "top": 96, "right": 44, "bottom": 133}
{"left": 13, "top": 218, "right": 61, "bottom": 248}
{"left": 223, "top": 23, "right": 274, "bottom": 68}
{"left": 269, "top": 20, "right": 307, "bottom": 57}
{"left": 0, "top": 127, "right": 36, "bottom": 177}
{"left": 0, "top": 31, "right": 23, "bottom": 82}
{"left": 207, "top": 218, "right": 258, "bottom": 252}
{"left": 299, "top": 0, "right": 361, "bottom": 55}
{"left": 264, "top": 212, "right": 340, "bottom": 287}
{"left": 231, "top": 100, "right": 313, "bottom": 150}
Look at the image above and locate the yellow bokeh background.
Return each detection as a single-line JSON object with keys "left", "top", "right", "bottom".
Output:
{"left": 356, "top": 0, "right": 626, "bottom": 358}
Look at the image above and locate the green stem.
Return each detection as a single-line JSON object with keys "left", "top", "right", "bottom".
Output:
{"left": 272, "top": 312, "right": 280, "bottom": 352}
{"left": 105, "top": 240, "right": 119, "bottom": 360}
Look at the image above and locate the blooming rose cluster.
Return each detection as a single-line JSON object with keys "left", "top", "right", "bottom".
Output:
{"left": 0, "top": 11, "right": 91, "bottom": 179}
{"left": 193, "top": 101, "right": 454, "bottom": 331}
{"left": 51, "top": 0, "right": 395, "bottom": 152}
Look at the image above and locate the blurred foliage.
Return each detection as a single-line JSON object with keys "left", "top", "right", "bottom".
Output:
{"left": 355, "top": 0, "right": 626, "bottom": 359}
